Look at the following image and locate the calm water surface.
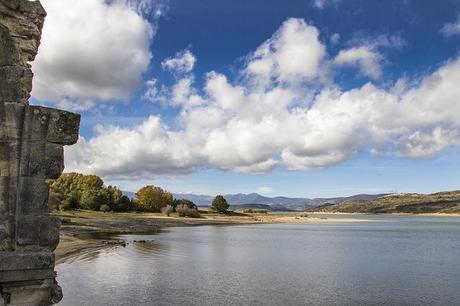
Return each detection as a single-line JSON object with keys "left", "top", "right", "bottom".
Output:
{"left": 57, "top": 215, "right": 460, "bottom": 306}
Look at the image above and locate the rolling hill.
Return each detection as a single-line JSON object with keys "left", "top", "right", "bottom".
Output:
{"left": 308, "top": 191, "right": 460, "bottom": 214}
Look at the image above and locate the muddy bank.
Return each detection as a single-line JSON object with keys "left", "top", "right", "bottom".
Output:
{"left": 54, "top": 210, "right": 370, "bottom": 263}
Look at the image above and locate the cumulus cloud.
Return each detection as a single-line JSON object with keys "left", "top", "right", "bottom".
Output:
{"left": 441, "top": 15, "right": 460, "bottom": 36}
{"left": 32, "top": 0, "right": 155, "bottom": 111}
{"left": 395, "top": 128, "right": 460, "bottom": 159}
{"left": 161, "top": 49, "right": 196, "bottom": 74}
{"left": 66, "top": 18, "right": 460, "bottom": 179}
{"left": 142, "top": 75, "right": 204, "bottom": 108}
{"left": 332, "top": 34, "right": 404, "bottom": 79}
{"left": 66, "top": 116, "right": 200, "bottom": 178}
{"left": 245, "top": 18, "right": 326, "bottom": 86}
{"left": 333, "top": 46, "right": 383, "bottom": 79}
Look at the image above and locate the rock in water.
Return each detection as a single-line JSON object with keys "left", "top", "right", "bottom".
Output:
{"left": 0, "top": 1, "right": 80, "bottom": 305}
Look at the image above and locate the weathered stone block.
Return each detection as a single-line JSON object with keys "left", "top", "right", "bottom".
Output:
{"left": 0, "top": 0, "right": 47, "bottom": 64}
{"left": 39, "top": 217, "right": 60, "bottom": 250}
{"left": 0, "top": 278, "right": 62, "bottom": 306}
{"left": 3, "top": 177, "right": 17, "bottom": 217}
{"left": 22, "top": 106, "right": 50, "bottom": 142}
{"left": 0, "top": 219, "right": 10, "bottom": 251}
{"left": 44, "top": 143, "right": 64, "bottom": 179}
{"left": 46, "top": 108, "right": 80, "bottom": 145}
{"left": 19, "top": 141, "right": 63, "bottom": 179}
{"left": 0, "top": 142, "right": 9, "bottom": 176}
{"left": 0, "top": 177, "right": 10, "bottom": 215}
{"left": 0, "top": 102, "right": 25, "bottom": 140}
{"left": 0, "top": 252, "right": 54, "bottom": 273}
{"left": 18, "top": 140, "right": 46, "bottom": 177}
{"left": 0, "top": 216, "right": 15, "bottom": 251}
{"left": 16, "top": 177, "right": 49, "bottom": 216}
{"left": 16, "top": 216, "right": 60, "bottom": 251}
{"left": 0, "top": 25, "right": 20, "bottom": 66}
{"left": 16, "top": 217, "right": 40, "bottom": 247}
{"left": 0, "top": 141, "right": 20, "bottom": 177}
{"left": 0, "top": 66, "right": 29, "bottom": 103}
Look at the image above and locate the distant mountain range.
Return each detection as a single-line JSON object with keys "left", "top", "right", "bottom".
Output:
{"left": 123, "top": 191, "right": 388, "bottom": 210}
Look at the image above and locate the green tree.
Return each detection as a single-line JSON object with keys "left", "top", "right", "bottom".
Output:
{"left": 211, "top": 195, "right": 229, "bottom": 213}
{"left": 50, "top": 172, "right": 85, "bottom": 196}
{"left": 106, "top": 185, "right": 123, "bottom": 210}
{"left": 60, "top": 190, "right": 80, "bottom": 210}
{"left": 134, "top": 185, "right": 173, "bottom": 212}
{"left": 80, "top": 189, "right": 109, "bottom": 211}
{"left": 80, "top": 175, "right": 104, "bottom": 191}
{"left": 115, "top": 195, "right": 134, "bottom": 211}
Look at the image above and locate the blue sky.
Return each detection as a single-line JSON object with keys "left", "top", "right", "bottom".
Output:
{"left": 31, "top": 0, "right": 460, "bottom": 197}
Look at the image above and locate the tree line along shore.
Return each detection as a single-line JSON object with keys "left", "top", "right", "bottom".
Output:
{"left": 49, "top": 172, "right": 231, "bottom": 218}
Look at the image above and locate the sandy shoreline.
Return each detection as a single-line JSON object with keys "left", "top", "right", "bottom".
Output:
{"left": 54, "top": 210, "right": 369, "bottom": 263}
{"left": 55, "top": 210, "right": 460, "bottom": 264}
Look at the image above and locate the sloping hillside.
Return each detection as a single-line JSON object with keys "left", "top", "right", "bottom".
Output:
{"left": 308, "top": 191, "right": 460, "bottom": 214}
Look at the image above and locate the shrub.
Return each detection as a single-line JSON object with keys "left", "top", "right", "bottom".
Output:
{"left": 161, "top": 205, "right": 174, "bottom": 216}
{"left": 176, "top": 204, "right": 201, "bottom": 218}
{"left": 243, "top": 209, "right": 268, "bottom": 214}
{"left": 100, "top": 204, "right": 111, "bottom": 212}
{"left": 172, "top": 199, "right": 197, "bottom": 211}
{"left": 211, "top": 195, "right": 229, "bottom": 213}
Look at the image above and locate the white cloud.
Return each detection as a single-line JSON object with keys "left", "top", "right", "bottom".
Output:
{"left": 142, "top": 78, "right": 168, "bottom": 105}
{"left": 256, "top": 186, "right": 275, "bottom": 195}
{"left": 32, "top": 0, "right": 155, "bottom": 111}
{"left": 161, "top": 49, "right": 196, "bottom": 74}
{"left": 245, "top": 18, "right": 327, "bottom": 86}
{"left": 332, "top": 34, "right": 404, "bottom": 79}
{"left": 66, "top": 116, "right": 201, "bottom": 178}
{"left": 142, "top": 75, "right": 204, "bottom": 108}
{"left": 126, "top": 0, "right": 169, "bottom": 18}
{"left": 395, "top": 128, "right": 459, "bottom": 159}
{"left": 441, "top": 15, "right": 460, "bottom": 36}
{"left": 330, "top": 33, "right": 340, "bottom": 45}
{"left": 66, "top": 18, "right": 460, "bottom": 179}
{"left": 312, "top": 0, "right": 339, "bottom": 9}
{"left": 333, "top": 46, "right": 383, "bottom": 79}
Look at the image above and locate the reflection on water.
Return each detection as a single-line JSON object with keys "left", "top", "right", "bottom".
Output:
{"left": 57, "top": 215, "right": 460, "bottom": 306}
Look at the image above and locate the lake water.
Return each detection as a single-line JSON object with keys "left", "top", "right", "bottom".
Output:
{"left": 56, "top": 215, "right": 460, "bottom": 306}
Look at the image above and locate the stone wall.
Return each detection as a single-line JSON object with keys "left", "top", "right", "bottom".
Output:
{"left": 0, "top": 1, "right": 80, "bottom": 305}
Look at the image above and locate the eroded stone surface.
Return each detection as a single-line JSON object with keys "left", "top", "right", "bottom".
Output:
{"left": 0, "top": 1, "right": 80, "bottom": 305}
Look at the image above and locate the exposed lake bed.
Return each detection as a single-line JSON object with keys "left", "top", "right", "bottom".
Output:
{"left": 56, "top": 214, "right": 460, "bottom": 306}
